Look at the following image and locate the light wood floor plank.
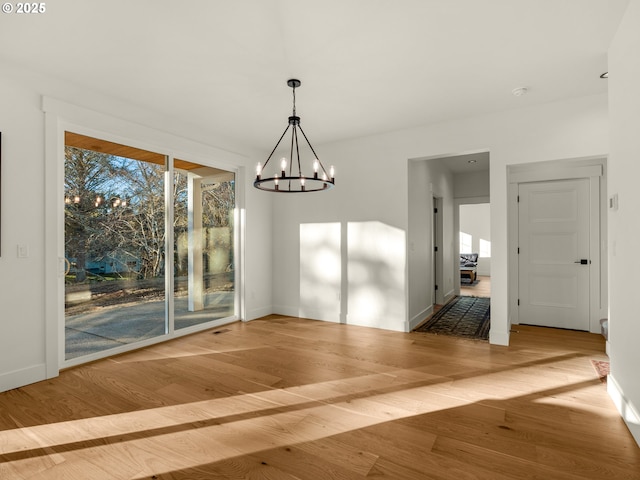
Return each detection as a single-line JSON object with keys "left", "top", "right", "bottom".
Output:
{"left": 0, "top": 315, "right": 638, "bottom": 479}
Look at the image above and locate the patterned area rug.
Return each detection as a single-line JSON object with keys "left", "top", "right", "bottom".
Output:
{"left": 416, "top": 296, "right": 490, "bottom": 340}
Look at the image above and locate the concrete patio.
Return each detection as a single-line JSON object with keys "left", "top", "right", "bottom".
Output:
{"left": 65, "top": 291, "right": 235, "bottom": 359}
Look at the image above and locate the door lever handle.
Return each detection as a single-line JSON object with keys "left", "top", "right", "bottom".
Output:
{"left": 574, "top": 259, "right": 590, "bottom": 265}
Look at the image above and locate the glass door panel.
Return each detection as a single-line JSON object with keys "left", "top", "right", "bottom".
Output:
{"left": 64, "top": 132, "right": 167, "bottom": 360}
{"left": 174, "top": 163, "right": 235, "bottom": 329}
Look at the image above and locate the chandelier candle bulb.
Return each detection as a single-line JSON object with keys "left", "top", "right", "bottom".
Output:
{"left": 330, "top": 166, "right": 335, "bottom": 180}
{"left": 256, "top": 162, "right": 262, "bottom": 178}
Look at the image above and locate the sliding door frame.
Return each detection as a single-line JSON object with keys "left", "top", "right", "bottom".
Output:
{"left": 44, "top": 97, "right": 246, "bottom": 376}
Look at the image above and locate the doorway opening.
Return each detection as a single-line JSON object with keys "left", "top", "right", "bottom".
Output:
{"left": 459, "top": 202, "right": 491, "bottom": 298}
{"left": 407, "top": 150, "right": 490, "bottom": 338}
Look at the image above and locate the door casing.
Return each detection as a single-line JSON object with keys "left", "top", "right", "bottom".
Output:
{"left": 507, "top": 159, "right": 606, "bottom": 334}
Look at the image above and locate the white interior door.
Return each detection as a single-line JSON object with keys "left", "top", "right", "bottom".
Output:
{"left": 518, "top": 178, "right": 590, "bottom": 330}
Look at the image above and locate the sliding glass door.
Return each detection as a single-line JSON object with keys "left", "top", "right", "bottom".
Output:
{"left": 173, "top": 162, "right": 235, "bottom": 330}
{"left": 64, "top": 132, "right": 236, "bottom": 361}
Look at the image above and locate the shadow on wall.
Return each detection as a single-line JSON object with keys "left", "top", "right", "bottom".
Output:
{"left": 300, "top": 221, "right": 406, "bottom": 331}
{"left": 300, "top": 222, "right": 342, "bottom": 322}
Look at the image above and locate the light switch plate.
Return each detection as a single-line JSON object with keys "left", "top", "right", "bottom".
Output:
{"left": 17, "top": 244, "right": 29, "bottom": 258}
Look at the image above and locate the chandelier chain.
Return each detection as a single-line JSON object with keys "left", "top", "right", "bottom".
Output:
{"left": 292, "top": 83, "right": 296, "bottom": 117}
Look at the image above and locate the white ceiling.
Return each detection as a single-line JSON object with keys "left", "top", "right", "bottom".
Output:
{"left": 436, "top": 152, "right": 491, "bottom": 174}
{"left": 0, "top": 0, "right": 628, "bottom": 151}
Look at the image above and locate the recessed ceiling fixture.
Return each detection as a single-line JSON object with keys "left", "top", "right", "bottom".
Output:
{"left": 254, "top": 79, "right": 335, "bottom": 193}
{"left": 600, "top": 72, "right": 609, "bottom": 79}
{"left": 512, "top": 87, "right": 528, "bottom": 97}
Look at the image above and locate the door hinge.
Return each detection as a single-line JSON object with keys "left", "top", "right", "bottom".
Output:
{"left": 517, "top": 195, "right": 520, "bottom": 202}
{"left": 434, "top": 207, "right": 438, "bottom": 213}
{"left": 517, "top": 247, "right": 520, "bottom": 254}
{"left": 434, "top": 246, "right": 438, "bottom": 252}
{"left": 517, "top": 299, "right": 520, "bottom": 306}
{"left": 435, "top": 285, "right": 439, "bottom": 291}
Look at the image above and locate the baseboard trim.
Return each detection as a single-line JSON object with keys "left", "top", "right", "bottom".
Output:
{"left": 345, "top": 314, "right": 406, "bottom": 332}
{"left": 409, "top": 305, "right": 433, "bottom": 332}
{"left": 272, "top": 305, "right": 299, "bottom": 318}
{"left": 607, "top": 374, "right": 640, "bottom": 447}
{"left": 444, "top": 289, "right": 456, "bottom": 304}
{"left": 272, "top": 305, "right": 341, "bottom": 323}
{"left": 298, "top": 308, "right": 340, "bottom": 323}
{"left": 245, "top": 306, "right": 274, "bottom": 321}
{"left": 0, "top": 364, "right": 47, "bottom": 393}
{"left": 489, "top": 329, "right": 510, "bottom": 346}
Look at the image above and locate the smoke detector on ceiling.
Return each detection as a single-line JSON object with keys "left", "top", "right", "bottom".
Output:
{"left": 512, "top": 87, "right": 528, "bottom": 97}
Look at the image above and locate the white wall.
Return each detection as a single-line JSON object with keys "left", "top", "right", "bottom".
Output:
{"left": 0, "top": 63, "right": 273, "bottom": 392}
{"left": 608, "top": 0, "right": 640, "bottom": 446}
{"left": 408, "top": 160, "right": 434, "bottom": 326}
{"left": 460, "top": 203, "right": 491, "bottom": 276}
{"left": 272, "top": 93, "right": 609, "bottom": 344}
{"left": 271, "top": 137, "right": 408, "bottom": 331}
{"left": 0, "top": 68, "right": 48, "bottom": 390}
{"left": 454, "top": 170, "right": 490, "bottom": 199}
{"left": 408, "top": 158, "right": 456, "bottom": 330}
{"left": 425, "top": 160, "right": 456, "bottom": 302}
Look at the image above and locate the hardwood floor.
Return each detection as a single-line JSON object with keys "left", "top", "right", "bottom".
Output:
{"left": 460, "top": 275, "right": 491, "bottom": 297}
{"left": 0, "top": 316, "right": 637, "bottom": 479}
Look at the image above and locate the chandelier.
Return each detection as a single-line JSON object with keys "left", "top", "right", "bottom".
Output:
{"left": 254, "top": 79, "right": 335, "bottom": 192}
